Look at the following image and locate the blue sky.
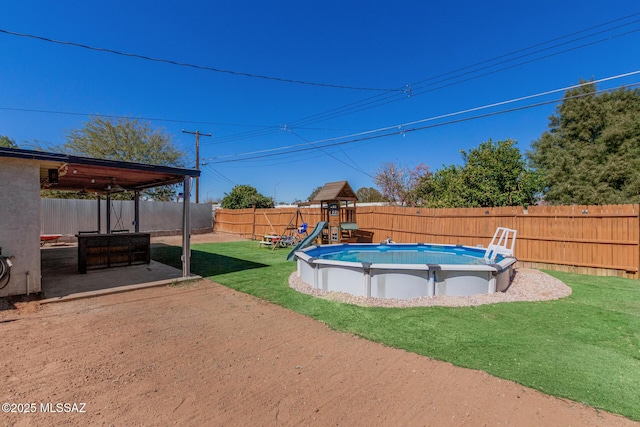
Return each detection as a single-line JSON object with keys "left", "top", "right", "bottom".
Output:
{"left": 1, "top": 1, "right": 640, "bottom": 203}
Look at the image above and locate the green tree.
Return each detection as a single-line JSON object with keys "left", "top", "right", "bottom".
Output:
{"left": 418, "top": 139, "right": 541, "bottom": 207}
{"left": 0, "top": 135, "right": 17, "bottom": 148}
{"left": 528, "top": 81, "right": 640, "bottom": 205}
{"left": 356, "top": 186, "right": 385, "bottom": 203}
{"left": 62, "top": 116, "right": 186, "bottom": 201}
{"left": 221, "top": 185, "right": 274, "bottom": 209}
{"left": 417, "top": 165, "right": 466, "bottom": 208}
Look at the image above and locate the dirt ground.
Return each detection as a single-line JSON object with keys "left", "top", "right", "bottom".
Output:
{"left": 0, "top": 233, "right": 637, "bottom": 426}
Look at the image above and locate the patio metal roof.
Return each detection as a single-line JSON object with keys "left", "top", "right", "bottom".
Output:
{"left": 0, "top": 147, "right": 200, "bottom": 194}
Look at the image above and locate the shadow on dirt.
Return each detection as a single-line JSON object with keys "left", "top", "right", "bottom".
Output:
{"left": 0, "top": 294, "right": 41, "bottom": 313}
{"left": 151, "top": 244, "right": 268, "bottom": 277}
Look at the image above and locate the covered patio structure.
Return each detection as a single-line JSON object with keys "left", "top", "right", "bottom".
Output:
{"left": 0, "top": 147, "right": 201, "bottom": 298}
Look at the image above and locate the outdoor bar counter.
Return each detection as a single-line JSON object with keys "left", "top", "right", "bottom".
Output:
{"left": 77, "top": 232, "right": 151, "bottom": 274}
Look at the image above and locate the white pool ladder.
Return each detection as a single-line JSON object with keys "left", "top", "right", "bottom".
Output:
{"left": 484, "top": 227, "right": 517, "bottom": 262}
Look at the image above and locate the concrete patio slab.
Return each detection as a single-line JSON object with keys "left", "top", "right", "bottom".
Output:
{"left": 40, "top": 246, "right": 200, "bottom": 300}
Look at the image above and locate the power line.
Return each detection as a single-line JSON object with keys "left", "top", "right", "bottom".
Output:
{"left": 339, "top": 146, "right": 370, "bottom": 176}
{"left": 410, "top": 14, "right": 640, "bottom": 89}
{"left": 409, "top": 27, "right": 640, "bottom": 99}
{"left": 288, "top": 130, "right": 372, "bottom": 178}
{"left": 201, "top": 164, "right": 237, "bottom": 186}
{"left": 4, "top": 14, "right": 639, "bottom": 147}
{"left": 209, "top": 13, "right": 640, "bottom": 145}
{"left": 0, "top": 29, "right": 399, "bottom": 92}
{"left": 206, "top": 81, "right": 640, "bottom": 164}
{"left": 209, "top": 137, "right": 372, "bottom": 168}
{"left": 282, "top": 24, "right": 640, "bottom": 131}
{"left": 0, "top": 106, "right": 361, "bottom": 133}
{"left": 207, "top": 71, "right": 640, "bottom": 161}
{"left": 3, "top": 12, "right": 640, "bottom": 150}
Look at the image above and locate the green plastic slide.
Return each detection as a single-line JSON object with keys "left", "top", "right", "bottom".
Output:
{"left": 286, "top": 221, "right": 328, "bottom": 261}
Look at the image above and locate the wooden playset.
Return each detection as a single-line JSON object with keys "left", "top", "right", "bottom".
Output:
{"left": 259, "top": 207, "right": 308, "bottom": 249}
{"left": 312, "top": 180, "right": 361, "bottom": 244}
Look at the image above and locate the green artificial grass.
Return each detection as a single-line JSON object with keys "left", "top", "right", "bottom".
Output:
{"left": 152, "top": 241, "right": 640, "bottom": 421}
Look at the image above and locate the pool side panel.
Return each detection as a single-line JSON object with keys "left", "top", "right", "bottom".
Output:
{"left": 435, "top": 270, "right": 493, "bottom": 296}
{"left": 319, "top": 263, "right": 366, "bottom": 296}
{"left": 370, "top": 269, "right": 431, "bottom": 299}
{"left": 298, "top": 257, "right": 317, "bottom": 288}
{"left": 495, "top": 262, "right": 514, "bottom": 292}
{"left": 295, "top": 245, "right": 517, "bottom": 299}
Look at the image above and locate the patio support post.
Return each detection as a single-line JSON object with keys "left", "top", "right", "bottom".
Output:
{"left": 106, "top": 193, "right": 111, "bottom": 234}
{"left": 181, "top": 176, "right": 191, "bottom": 277}
{"left": 134, "top": 191, "right": 140, "bottom": 233}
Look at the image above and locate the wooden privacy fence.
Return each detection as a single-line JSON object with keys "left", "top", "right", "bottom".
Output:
{"left": 214, "top": 204, "right": 640, "bottom": 278}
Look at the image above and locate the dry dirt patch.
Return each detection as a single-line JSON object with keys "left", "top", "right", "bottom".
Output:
{"left": 0, "top": 276, "right": 636, "bottom": 426}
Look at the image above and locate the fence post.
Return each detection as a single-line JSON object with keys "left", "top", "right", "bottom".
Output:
{"left": 252, "top": 205, "right": 257, "bottom": 240}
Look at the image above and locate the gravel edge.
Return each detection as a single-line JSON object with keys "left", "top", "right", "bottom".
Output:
{"left": 288, "top": 268, "right": 572, "bottom": 308}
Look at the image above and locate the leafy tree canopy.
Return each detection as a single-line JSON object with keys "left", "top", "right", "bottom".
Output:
{"left": 221, "top": 185, "right": 274, "bottom": 209}
{"left": 65, "top": 116, "right": 184, "bottom": 165}
{"left": 528, "top": 81, "right": 640, "bottom": 205}
{"left": 356, "top": 186, "right": 385, "bottom": 203}
{"left": 417, "top": 139, "right": 542, "bottom": 208}
{"left": 0, "top": 135, "right": 17, "bottom": 148}
{"left": 56, "top": 116, "right": 186, "bottom": 201}
{"left": 416, "top": 164, "right": 466, "bottom": 208}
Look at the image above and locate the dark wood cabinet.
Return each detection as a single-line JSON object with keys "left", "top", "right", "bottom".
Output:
{"left": 77, "top": 233, "right": 151, "bottom": 274}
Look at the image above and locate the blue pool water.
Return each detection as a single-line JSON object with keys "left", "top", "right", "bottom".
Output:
{"left": 307, "top": 244, "right": 501, "bottom": 265}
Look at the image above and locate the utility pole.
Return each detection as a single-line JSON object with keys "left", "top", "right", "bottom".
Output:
{"left": 182, "top": 129, "right": 211, "bottom": 203}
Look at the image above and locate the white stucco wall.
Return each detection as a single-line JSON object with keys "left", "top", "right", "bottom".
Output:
{"left": 0, "top": 158, "right": 41, "bottom": 297}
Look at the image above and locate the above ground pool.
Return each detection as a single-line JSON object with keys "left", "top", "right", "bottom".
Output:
{"left": 294, "top": 243, "right": 517, "bottom": 299}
